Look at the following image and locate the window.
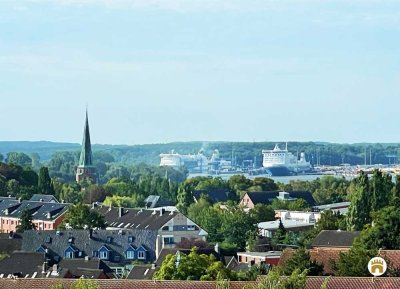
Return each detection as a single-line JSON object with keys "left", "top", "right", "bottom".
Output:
{"left": 45, "top": 236, "right": 52, "bottom": 244}
{"left": 92, "top": 251, "right": 99, "bottom": 258}
{"left": 162, "top": 226, "right": 169, "bottom": 231}
{"left": 187, "top": 225, "right": 195, "bottom": 231}
{"left": 126, "top": 250, "right": 135, "bottom": 260}
{"left": 128, "top": 236, "right": 134, "bottom": 243}
{"left": 137, "top": 251, "right": 146, "bottom": 260}
{"left": 106, "top": 236, "right": 113, "bottom": 243}
{"left": 163, "top": 237, "right": 174, "bottom": 244}
{"left": 99, "top": 251, "right": 108, "bottom": 260}
{"left": 65, "top": 251, "right": 74, "bottom": 259}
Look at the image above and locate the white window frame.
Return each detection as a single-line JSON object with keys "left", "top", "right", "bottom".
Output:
{"left": 126, "top": 250, "right": 135, "bottom": 260}
{"left": 137, "top": 251, "right": 146, "bottom": 260}
{"left": 99, "top": 251, "right": 108, "bottom": 260}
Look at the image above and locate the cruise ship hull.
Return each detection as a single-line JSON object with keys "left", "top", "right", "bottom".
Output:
{"left": 264, "top": 166, "right": 292, "bottom": 176}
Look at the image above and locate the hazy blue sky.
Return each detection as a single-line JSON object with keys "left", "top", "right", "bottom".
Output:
{"left": 1, "top": 0, "right": 399, "bottom": 145}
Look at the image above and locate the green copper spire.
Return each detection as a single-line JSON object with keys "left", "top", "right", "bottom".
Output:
{"left": 78, "top": 109, "right": 93, "bottom": 167}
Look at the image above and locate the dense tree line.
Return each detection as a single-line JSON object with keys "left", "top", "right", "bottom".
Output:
{"left": 2, "top": 141, "right": 400, "bottom": 167}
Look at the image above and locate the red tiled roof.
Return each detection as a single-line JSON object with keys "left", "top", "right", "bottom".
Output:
{"left": 278, "top": 248, "right": 296, "bottom": 267}
{"left": 307, "top": 277, "right": 400, "bottom": 289}
{"left": 278, "top": 248, "right": 349, "bottom": 275}
{"left": 379, "top": 250, "right": 400, "bottom": 270}
{"left": 0, "top": 277, "right": 400, "bottom": 289}
{"left": 309, "top": 248, "right": 350, "bottom": 274}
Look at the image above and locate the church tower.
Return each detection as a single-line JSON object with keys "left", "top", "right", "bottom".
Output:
{"left": 76, "top": 109, "right": 97, "bottom": 183}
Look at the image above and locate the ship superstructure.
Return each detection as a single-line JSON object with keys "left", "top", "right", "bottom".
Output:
{"left": 262, "top": 143, "right": 311, "bottom": 176}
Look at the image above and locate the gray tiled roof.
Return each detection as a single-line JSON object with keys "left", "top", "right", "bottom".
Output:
{"left": 0, "top": 252, "right": 46, "bottom": 277}
{"left": 245, "top": 191, "right": 316, "bottom": 207}
{"left": 0, "top": 233, "right": 22, "bottom": 254}
{"left": 58, "top": 259, "right": 114, "bottom": 278}
{"left": 94, "top": 206, "right": 177, "bottom": 230}
{"left": 22, "top": 229, "right": 158, "bottom": 265}
{"left": 0, "top": 199, "right": 69, "bottom": 221}
{"left": 127, "top": 265, "right": 155, "bottom": 280}
{"left": 29, "top": 194, "right": 59, "bottom": 203}
{"left": 311, "top": 230, "right": 361, "bottom": 248}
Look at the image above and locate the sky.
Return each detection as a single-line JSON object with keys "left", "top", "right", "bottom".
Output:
{"left": 0, "top": 0, "right": 399, "bottom": 145}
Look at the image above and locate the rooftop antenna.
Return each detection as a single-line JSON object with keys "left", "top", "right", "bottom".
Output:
{"left": 285, "top": 142, "right": 288, "bottom": 150}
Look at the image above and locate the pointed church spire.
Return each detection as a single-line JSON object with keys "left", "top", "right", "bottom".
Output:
{"left": 78, "top": 109, "right": 93, "bottom": 167}
{"left": 76, "top": 108, "right": 96, "bottom": 184}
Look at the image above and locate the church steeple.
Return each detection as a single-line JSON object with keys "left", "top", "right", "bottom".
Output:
{"left": 76, "top": 109, "right": 96, "bottom": 184}
{"left": 78, "top": 109, "right": 93, "bottom": 167}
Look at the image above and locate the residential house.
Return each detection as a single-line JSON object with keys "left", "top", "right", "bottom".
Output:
{"left": 22, "top": 229, "right": 157, "bottom": 277}
{"left": 312, "top": 202, "right": 351, "bottom": 215}
{"left": 311, "top": 230, "right": 360, "bottom": 249}
{"left": 258, "top": 219, "right": 314, "bottom": 238}
{"left": 240, "top": 191, "right": 316, "bottom": 209}
{"left": 0, "top": 198, "right": 69, "bottom": 233}
{"left": 93, "top": 205, "right": 208, "bottom": 257}
{"left": 279, "top": 230, "right": 361, "bottom": 274}
{"left": 236, "top": 251, "right": 282, "bottom": 266}
{"left": 57, "top": 259, "right": 114, "bottom": 279}
{"left": 275, "top": 210, "right": 321, "bottom": 223}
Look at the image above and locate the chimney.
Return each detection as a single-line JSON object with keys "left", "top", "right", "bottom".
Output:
{"left": 18, "top": 198, "right": 21, "bottom": 203}
{"left": 61, "top": 200, "right": 65, "bottom": 204}
{"left": 155, "top": 235, "right": 162, "bottom": 259}
{"left": 88, "top": 228, "right": 93, "bottom": 239}
{"left": 52, "top": 264, "right": 58, "bottom": 273}
{"left": 46, "top": 212, "right": 51, "bottom": 219}
{"left": 159, "top": 208, "right": 165, "bottom": 216}
{"left": 151, "top": 263, "right": 156, "bottom": 270}
{"left": 119, "top": 207, "right": 123, "bottom": 218}
{"left": 40, "top": 198, "right": 44, "bottom": 202}
{"left": 214, "top": 242, "right": 220, "bottom": 254}
{"left": 85, "top": 256, "right": 89, "bottom": 261}
{"left": 42, "top": 262, "right": 48, "bottom": 273}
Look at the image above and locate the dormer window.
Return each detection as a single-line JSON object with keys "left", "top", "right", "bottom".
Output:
{"left": 64, "top": 245, "right": 77, "bottom": 259}
{"left": 99, "top": 251, "right": 108, "bottom": 260}
{"left": 126, "top": 251, "right": 135, "bottom": 260}
{"left": 125, "top": 245, "right": 136, "bottom": 260}
{"left": 136, "top": 246, "right": 148, "bottom": 261}
{"left": 128, "top": 236, "right": 134, "bottom": 243}
{"left": 98, "top": 245, "right": 110, "bottom": 260}
{"left": 106, "top": 236, "right": 113, "bottom": 243}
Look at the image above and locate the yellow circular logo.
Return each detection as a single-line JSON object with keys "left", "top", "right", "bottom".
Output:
{"left": 368, "top": 257, "right": 387, "bottom": 277}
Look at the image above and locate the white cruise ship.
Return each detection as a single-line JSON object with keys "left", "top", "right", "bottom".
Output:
{"left": 160, "top": 150, "right": 209, "bottom": 173}
{"left": 262, "top": 144, "right": 311, "bottom": 176}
